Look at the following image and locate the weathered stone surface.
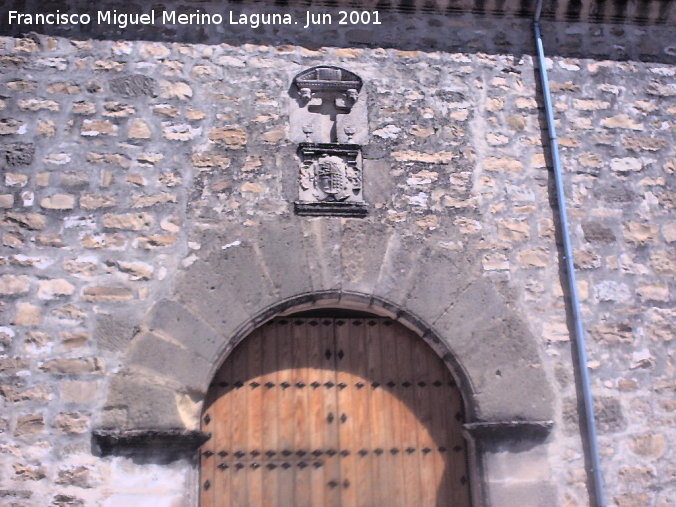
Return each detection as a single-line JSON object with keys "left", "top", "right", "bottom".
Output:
{"left": 55, "top": 466, "right": 94, "bottom": 488}
{"left": 594, "top": 396, "right": 626, "bottom": 433}
{"left": 109, "top": 74, "right": 158, "bottom": 97}
{"left": 0, "top": 194, "right": 14, "bottom": 207}
{"left": 54, "top": 412, "right": 89, "bottom": 434}
{"left": 103, "top": 101, "right": 135, "bottom": 118}
{"left": 455, "top": 316, "right": 552, "bottom": 421}
{"left": 208, "top": 127, "right": 247, "bottom": 148}
{"left": 191, "top": 152, "right": 231, "bottom": 169}
{"left": 338, "top": 221, "right": 392, "bottom": 295}
{"left": 72, "top": 101, "right": 96, "bottom": 115}
{"left": 135, "top": 233, "right": 177, "bottom": 249}
{"left": 131, "top": 193, "right": 177, "bottom": 208}
{"left": 592, "top": 322, "right": 633, "bottom": 344}
{"left": 102, "top": 212, "right": 153, "bottom": 230}
{"left": 14, "top": 463, "right": 46, "bottom": 480}
{"left": 117, "top": 261, "right": 154, "bottom": 280}
{"left": 13, "top": 302, "right": 41, "bottom": 326}
{"left": 80, "top": 194, "right": 116, "bottom": 209}
{"left": 0, "top": 357, "right": 29, "bottom": 375}
{"left": 1, "top": 142, "right": 34, "bottom": 167}
{"left": 611, "top": 157, "right": 643, "bottom": 172}
{"left": 582, "top": 222, "right": 616, "bottom": 243}
{"left": 630, "top": 433, "right": 666, "bottom": 458}
{"left": 37, "top": 279, "right": 75, "bottom": 299}
{"left": 81, "top": 120, "right": 117, "bottom": 136}
{"left": 60, "top": 380, "right": 99, "bottom": 404}
{"left": 159, "top": 80, "right": 193, "bottom": 100}
{"left": 40, "top": 193, "right": 76, "bottom": 210}
{"left": 404, "top": 251, "right": 473, "bottom": 323}
{"left": 128, "top": 332, "right": 212, "bottom": 391}
{"left": 0, "top": 118, "right": 25, "bottom": 135}
{"left": 392, "top": 151, "right": 454, "bottom": 163}
{"left": 18, "top": 98, "right": 60, "bottom": 111}
{"left": 624, "top": 222, "right": 658, "bottom": 245}
{"left": 82, "top": 286, "right": 133, "bottom": 302}
{"left": 128, "top": 119, "right": 152, "bottom": 139}
{"left": 601, "top": 114, "right": 644, "bottom": 130}
{"left": 147, "top": 300, "right": 222, "bottom": 360}
{"left": 101, "top": 374, "right": 184, "bottom": 429}
{"left": 613, "top": 493, "right": 650, "bottom": 507}
{"left": 15, "top": 414, "right": 45, "bottom": 437}
{"left": 46, "top": 82, "right": 80, "bottom": 94}
{"left": 51, "top": 494, "right": 85, "bottom": 507}
{"left": 0, "top": 274, "right": 30, "bottom": 295}
{"left": 517, "top": 248, "right": 549, "bottom": 267}
{"left": 0, "top": 382, "right": 51, "bottom": 402}
{"left": 40, "top": 357, "right": 103, "bottom": 375}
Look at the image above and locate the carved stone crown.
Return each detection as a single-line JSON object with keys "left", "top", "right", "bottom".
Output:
{"left": 293, "top": 66, "right": 363, "bottom": 93}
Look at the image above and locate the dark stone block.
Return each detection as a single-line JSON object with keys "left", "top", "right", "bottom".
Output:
{"left": 1, "top": 142, "right": 34, "bottom": 167}
{"left": 110, "top": 74, "right": 158, "bottom": 98}
{"left": 295, "top": 201, "right": 368, "bottom": 217}
{"left": 594, "top": 396, "right": 626, "bottom": 433}
{"left": 96, "top": 313, "right": 138, "bottom": 352}
{"left": 464, "top": 420, "right": 554, "bottom": 443}
{"left": 92, "top": 428, "right": 209, "bottom": 463}
{"left": 582, "top": 222, "right": 616, "bottom": 243}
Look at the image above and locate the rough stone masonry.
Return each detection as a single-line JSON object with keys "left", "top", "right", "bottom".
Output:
{"left": 0, "top": 0, "right": 674, "bottom": 505}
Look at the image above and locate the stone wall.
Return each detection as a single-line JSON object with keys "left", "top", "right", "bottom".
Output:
{"left": 0, "top": 4, "right": 673, "bottom": 506}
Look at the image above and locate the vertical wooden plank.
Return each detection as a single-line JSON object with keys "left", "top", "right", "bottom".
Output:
{"left": 391, "top": 323, "right": 423, "bottom": 507}
{"left": 246, "top": 326, "right": 264, "bottom": 506}
{"left": 230, "top": 334, "right": 250, "bottom": 507}
{"left": 212, "top": 357, "right": 234, "bottom": 507}
{"left": 200, "top": 364, "right": 221, "bottom": 507}
{"left": 364, "top": 318, "right": 386, "bottom": 506}
{"left": 410, "top": 332, "right": 440, "bottom": 507}
{"left": 336, "top": 319, "right": 373, "bottom": 507}
{"left": 291, "top": 319, "right": 312, "bottom": 506}
{"left": 377, "top": 320, "right": 406, "bottom": 507}
{"left": 385, "top": 320, "right": 409, "bottom": 507}
{"left": 433, "top": 363, "right": 471, "bottom": 506}
{"left": 307, "top": 318, "right": 340, "bottom": 507}
{"left": 261, "top": 322, "right": 279, "bottom": 507}
{"left": 323, "top": 319, "right": 342, "bottom": 507}
{"left": 276, "top": 319, "right": 295, "bottom": 505}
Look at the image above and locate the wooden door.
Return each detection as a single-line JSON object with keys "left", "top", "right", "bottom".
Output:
{"left": 200, "top": 317, "right": 470, "bottom": 507}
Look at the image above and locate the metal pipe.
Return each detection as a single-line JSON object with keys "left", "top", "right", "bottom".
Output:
{"left": 533, "top": 1, "right": 606, "bottom": 506}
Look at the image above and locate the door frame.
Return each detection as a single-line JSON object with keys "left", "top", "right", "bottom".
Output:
{"left": 200, "top": 301, "right": 484, "bottom": 507}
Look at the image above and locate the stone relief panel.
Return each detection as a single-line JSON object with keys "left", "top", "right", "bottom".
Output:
{"left": 290, "top": 66, "right": 368, "bottom": 216}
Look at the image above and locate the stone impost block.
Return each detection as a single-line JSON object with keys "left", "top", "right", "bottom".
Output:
{"left": 100, "top": 374, "right": 185, "bottom": 430}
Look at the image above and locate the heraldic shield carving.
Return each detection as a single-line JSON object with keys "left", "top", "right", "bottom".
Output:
{"left": 296, "top": 143, "right": 366, "bottom": 216}
{"left": 291, "top": 66, "right": 368, "bottom": 217}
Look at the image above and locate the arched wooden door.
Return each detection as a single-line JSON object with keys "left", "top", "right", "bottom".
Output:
{"left": 200, "top": 317, "right": 470, "bottom": 506}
